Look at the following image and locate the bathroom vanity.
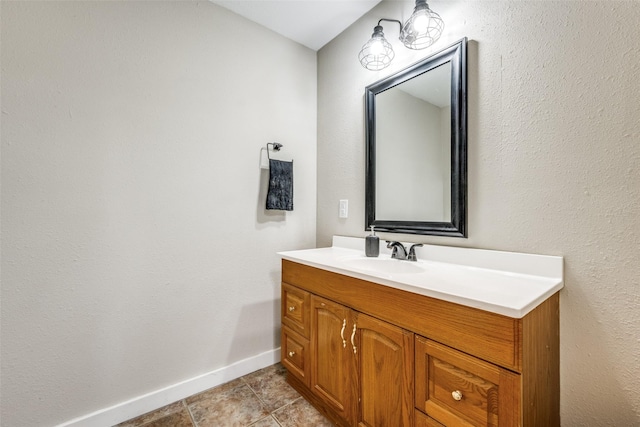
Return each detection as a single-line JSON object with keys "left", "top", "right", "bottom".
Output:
{"left": 279, "top": 237, "right": 563, "bottom": 427}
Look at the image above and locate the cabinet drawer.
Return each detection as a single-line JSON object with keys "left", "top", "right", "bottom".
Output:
{"left": 282, "top": 283, "right": 310, "bottom": 338}
{"left": 415, "top": 337, "right": 520, "bottom": 427}
{"left": 281, "top": 326, "right": 310, "bottom": 387}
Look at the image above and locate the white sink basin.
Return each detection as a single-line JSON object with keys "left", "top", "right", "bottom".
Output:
{"left": 340, "top": 257, "right": 426, "bottom": 275}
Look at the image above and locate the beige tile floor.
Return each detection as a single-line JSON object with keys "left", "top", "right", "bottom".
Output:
{"left": 115, "top": 363, "right": 334, "bottom": 427}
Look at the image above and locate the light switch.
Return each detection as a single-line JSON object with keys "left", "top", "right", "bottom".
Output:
{"left": 339, "top": 199, "right": 348, "bottom": 218}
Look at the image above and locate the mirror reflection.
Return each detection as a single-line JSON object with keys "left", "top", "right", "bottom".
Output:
{"left": 375, "top": 62, "right": 451, "bottom": 222}
{"left": 365, "top": 38, "right": 467, "bottom": 237}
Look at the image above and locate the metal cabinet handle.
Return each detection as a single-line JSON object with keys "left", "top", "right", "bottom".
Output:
{"left": 452, "top": 390, "right": 463, "bottom": 401}
{"left": 351, "top": 323, "right": 357, "bottom": 354}
{"left": 340, "top": 319, "right": 347, "bottom": 348}
{"left": 288, "top": 351, "right": 296, "bottom": 357}
{"left": 288, "top": 306, "right": 295, "bottom": 312}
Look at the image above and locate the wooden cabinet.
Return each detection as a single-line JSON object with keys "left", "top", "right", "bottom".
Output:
{"left": 281, "top": 260, "right": 560, "bottom": 427}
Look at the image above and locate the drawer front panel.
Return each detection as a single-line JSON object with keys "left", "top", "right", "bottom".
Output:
{"left": 429, "top": 357, "right": 498, "bottom": 426}
{"left": 282, "top": 282, "right": 310, "bottom": 338}
{"left": 281, "top": 326, "right": 310, "bottom": 387}
{"left": 416, "top": 337, "right": 520, "bottom": 427}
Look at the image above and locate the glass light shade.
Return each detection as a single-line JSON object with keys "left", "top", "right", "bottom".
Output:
{"left": 358, "top": 26, "right": 395, "bottom": 71}
{"left": 401, "top": 0, "right": 444, "bottom": 50}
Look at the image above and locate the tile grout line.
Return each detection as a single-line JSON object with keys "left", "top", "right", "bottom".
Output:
{"left": 270, "top": 396, "right": 305, "bottom": 425}
{"left": 242, "top": 377, "right": 278, "bottom": 426}
{"left": 183, "top": 398, "right": 199, "bottom": 427}
{"left": 241, "top": 372, "right": 294, "bottom": 427}
{"left": 242, "top": 377, "right": 269, "bottom": 409}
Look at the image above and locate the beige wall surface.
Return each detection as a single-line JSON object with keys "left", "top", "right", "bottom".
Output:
{"left": 1, "top": 1, "right": 316, "bottom": 425}
{"left": 318, "top": 0, "right": 639, "bottom": 424}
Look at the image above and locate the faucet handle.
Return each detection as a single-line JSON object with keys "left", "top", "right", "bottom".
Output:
{"left": 407, "top": 244, "right": 423, "bottom": 261}
{"left": 386, "top": 241, "right": 408, "bottom": 260}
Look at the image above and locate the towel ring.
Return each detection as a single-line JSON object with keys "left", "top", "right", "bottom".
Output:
{"left": 266, "top": 142, "right": 283, "bottom": 160}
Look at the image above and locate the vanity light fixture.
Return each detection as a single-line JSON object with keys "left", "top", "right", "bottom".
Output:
{"left": 402, "top": 0, "right": 444, "bottom": 50}
{"left": 358, "top": 0, "right": 444, "bottom": 71}
{"left": 358, "top": 19, "right": 401, "bottom": 71}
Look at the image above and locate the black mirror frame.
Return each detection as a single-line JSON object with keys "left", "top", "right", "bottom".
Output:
{"left": 365, "top": 38, "right": 467, "bottom": 237}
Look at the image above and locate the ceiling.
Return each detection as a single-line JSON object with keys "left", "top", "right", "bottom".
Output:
{"left": 209, "top": 0, "right": 382, "bottom": 51}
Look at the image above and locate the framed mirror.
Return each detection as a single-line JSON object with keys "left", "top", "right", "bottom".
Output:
{"left": 365, "top": 38, "right": 467, "bottom": 237}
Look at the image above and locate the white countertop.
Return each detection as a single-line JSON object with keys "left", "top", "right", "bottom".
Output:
{"left": 279, "top": 236, "right": 564, "bottom": 318}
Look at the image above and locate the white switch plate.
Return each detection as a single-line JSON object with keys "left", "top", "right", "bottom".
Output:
{"left": 339, "top": 199, "right": 348, "bottom": 218}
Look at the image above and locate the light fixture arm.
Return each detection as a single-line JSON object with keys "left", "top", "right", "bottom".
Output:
{"left": 376, "top": 19, "right": 404, "bottom": 40}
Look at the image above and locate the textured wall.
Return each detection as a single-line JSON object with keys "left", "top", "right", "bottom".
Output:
{"left": 1, "top": 2, "right": 316, "bottom": 425}
{"left": 318, "top": 0, "right": 639, "bottom": 424}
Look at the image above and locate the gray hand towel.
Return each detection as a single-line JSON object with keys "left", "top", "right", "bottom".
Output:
{"left": 266, "top": 159, "right": 293, "bottom": 211}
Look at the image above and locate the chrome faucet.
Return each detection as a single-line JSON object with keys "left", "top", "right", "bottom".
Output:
{"left": 386, "top": 241, "right": 423, "bottom": 261}
{"left": 407, "top": 244, "right": 423, "bottom": 261}
{"left": 386, "top": 241, "right": 408, "bottom": 260}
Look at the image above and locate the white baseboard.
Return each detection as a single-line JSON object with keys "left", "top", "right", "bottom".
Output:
{"left": 56, "top": 348, "right": 281, "bottom": 427}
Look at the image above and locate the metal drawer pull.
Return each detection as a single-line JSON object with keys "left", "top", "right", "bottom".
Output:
{"left": 351, "top": 324, "right": 357, "bottom": 354}
{"left": 288, "top": 351, "right": 296, "bottom": 357}
{"left": 340, "top": 319, "right": 347, "bottom": 348}
{"left": 452, "top": 390, "right": 463, "bottom": 401}
{"left": 288, "top": 306, "right": 295, "bottom": 312}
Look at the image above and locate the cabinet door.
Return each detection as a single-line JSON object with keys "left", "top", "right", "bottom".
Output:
{"left": 355, "top": 312, "right": 414, "bottom": 427}
{"left": 310, "top": 295, "right": 356, "bottom": 424}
